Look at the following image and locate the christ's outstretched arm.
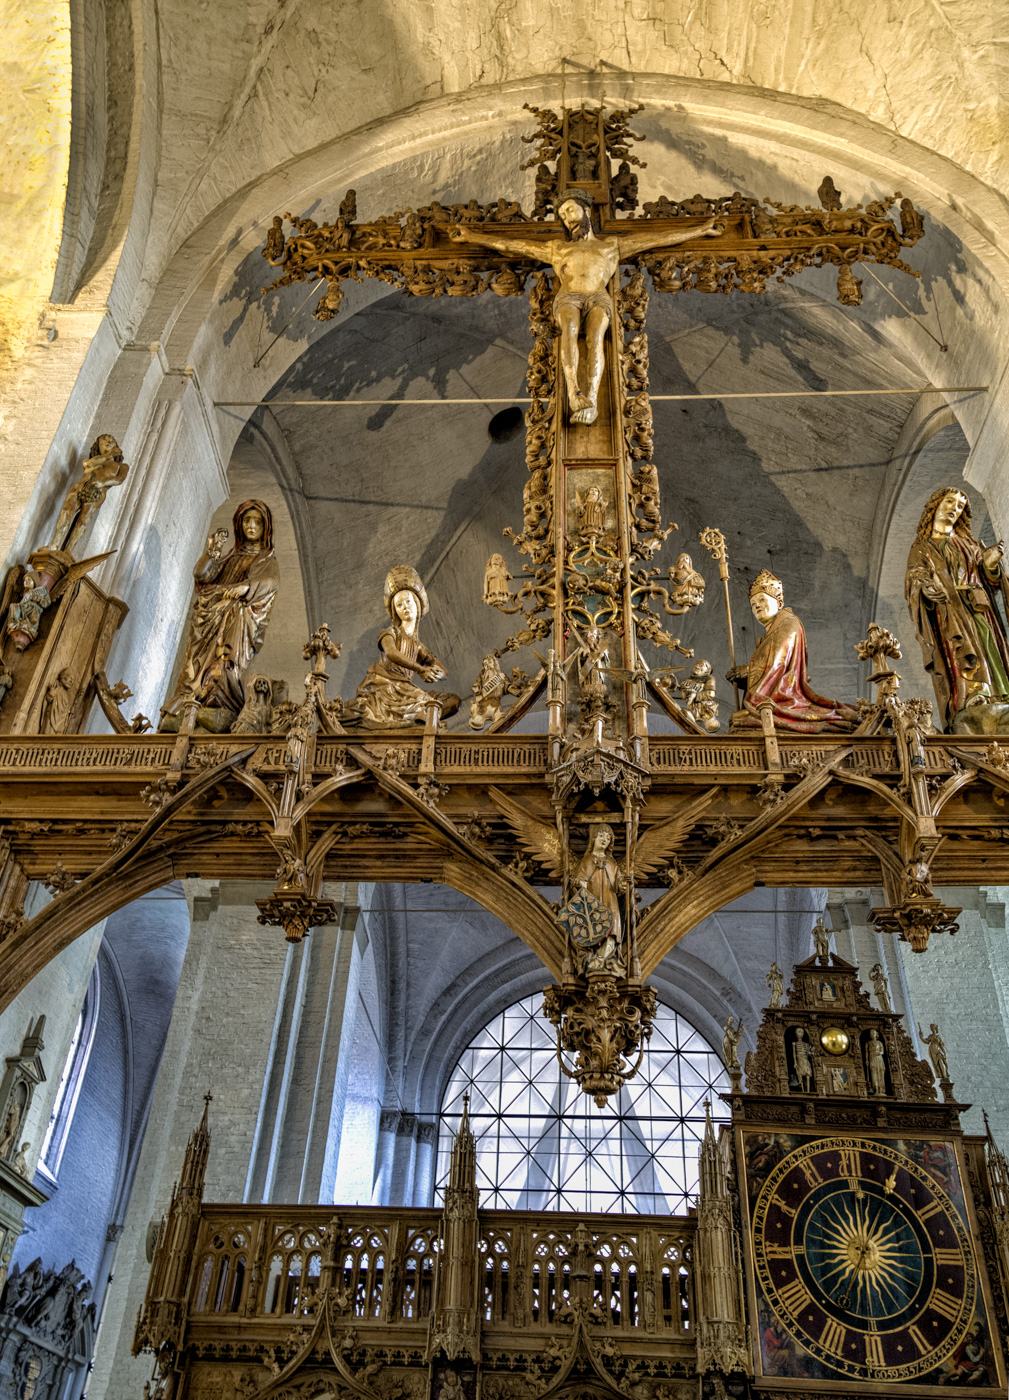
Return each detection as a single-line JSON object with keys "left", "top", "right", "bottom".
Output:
{"left": 448, "top": 225, "right": 552, "bottom": 263}
{"left": 616, "top": 217, "right": 723, "bottom": 261}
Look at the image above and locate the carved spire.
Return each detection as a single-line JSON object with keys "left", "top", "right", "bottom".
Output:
{"left": 428, "top": 1096, "right": 480, "bottom": 1362}
{"left": 178, "top": 1092, "right": 211, "bottom": 1201}
{"left": 133, "top": 1096, "right": 213, "bottom": 1361}
{"left": 694, "top": 1101, "right": 750, "bottom": 1379}
{"left": 447, "top": 1092, "right": 476, "bottom": 1197}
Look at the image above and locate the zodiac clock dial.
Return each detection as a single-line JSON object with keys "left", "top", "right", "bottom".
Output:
{"left": 750, "top": 1135, "right": 976, "bottom": 1382}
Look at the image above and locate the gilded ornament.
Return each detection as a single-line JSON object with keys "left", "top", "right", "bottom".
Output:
{"left": 819, "top": 1026, "right": 849, "bottom": 1056}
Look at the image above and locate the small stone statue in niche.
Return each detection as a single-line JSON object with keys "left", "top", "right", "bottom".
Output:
{"left": 865, "top": 1028, "right": 887, "bottom": 1095}
{"left": 347, "top": 565, "right": 459, "bottom": 728}
{"left": 766, "top": 962, "right": 784, "bottom": 1009}
{"left": 905, "top": 486, "right": 1009, "bottom": 733}
{"left": 728, "top": 570, "right": 859, "bottom": 733}
{"left": 161, "top": 502, "right": 279, "bottom": 733}
{"left": 48, "top": 434, "right": 130, "bottom": 556}
{"left": 792, "top": 1027, "right": 814, "bottom": 1092}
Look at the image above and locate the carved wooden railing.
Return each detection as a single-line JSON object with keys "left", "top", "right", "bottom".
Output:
{"left": 185, "top": 1205, "right": 695, "bottom": 1340}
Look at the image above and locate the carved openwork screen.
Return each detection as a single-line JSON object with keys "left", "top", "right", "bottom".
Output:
{"left": 437, "top": 994, "right": 728, "bottom": 1212}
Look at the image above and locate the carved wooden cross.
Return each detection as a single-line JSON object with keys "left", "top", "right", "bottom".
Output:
{"left": 260, "top": 104, "right": 927, "bottom": 750}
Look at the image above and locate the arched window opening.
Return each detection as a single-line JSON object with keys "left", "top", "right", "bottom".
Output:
{"left": 39, "top": 961, "right": 100, "bottom": 1181}
{"left": 436, "top": 994, "right": 728, "bottom": 1214}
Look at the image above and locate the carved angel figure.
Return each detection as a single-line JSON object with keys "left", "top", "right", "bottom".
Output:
{"left": 469, "top": 654, "right": 507, "bottom": 731}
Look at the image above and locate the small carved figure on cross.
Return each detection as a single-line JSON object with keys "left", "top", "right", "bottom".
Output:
{"left": 450, "top": 188, "right": 721, "bottom": 425}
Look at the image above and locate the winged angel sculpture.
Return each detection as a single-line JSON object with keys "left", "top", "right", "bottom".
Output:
{"left": 488, "top": 788, "right": 718, "bottom": 976}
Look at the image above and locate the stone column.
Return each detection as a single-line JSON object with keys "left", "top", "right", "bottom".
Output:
{"left": 244, "top": 882, "right": 366, "bottom": 1204}
{"left": 85, "top": 880, "right": 289, "bottom": 1400}
{"left": 898, "top": 886, "right": 1009, "bottom": 1143}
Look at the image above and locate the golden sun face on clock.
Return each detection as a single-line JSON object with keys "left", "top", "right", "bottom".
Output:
{"left": 748, "top": 1135, "right": 985, "bottom": 1384}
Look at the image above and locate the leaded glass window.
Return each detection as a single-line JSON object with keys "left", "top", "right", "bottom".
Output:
{"left": 436, "top": 993, "right": 728, "bottom": 1214}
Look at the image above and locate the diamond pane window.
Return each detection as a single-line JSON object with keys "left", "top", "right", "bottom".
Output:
{"left": 436, "top": 993, "right": 729, "bottom": 1214}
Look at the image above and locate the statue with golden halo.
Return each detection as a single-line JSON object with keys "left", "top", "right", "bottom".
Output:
{"left": 347, "top": 565, "right": 460, "bottom": 728}
{"left": 905, "top": 485, "right": 1009, "bottom": 733}
{"left": 161, "top": 500, "right": 279, "bottom": 732}
{"left": 728, "top": 569, "right": 859, "bottom": 733}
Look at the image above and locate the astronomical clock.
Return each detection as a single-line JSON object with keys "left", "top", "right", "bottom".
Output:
{"left": 727, "top": 951, "right": 1009, "bottom": 1397}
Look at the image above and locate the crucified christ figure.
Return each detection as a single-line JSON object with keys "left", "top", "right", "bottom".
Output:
{"left": 450, "top": 188, "right": 721, "bottom": 425}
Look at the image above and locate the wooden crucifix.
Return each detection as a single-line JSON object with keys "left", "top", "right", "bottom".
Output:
{"left": 260, "top": 105, "right": 927, "bottom": 752}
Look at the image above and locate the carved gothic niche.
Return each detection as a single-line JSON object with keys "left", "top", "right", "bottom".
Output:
{"left": 0, "top": 1019, "right": 49, "bottom": 1303}
{"left": 741, "top": 954, "right": 937, "bottom": 1113}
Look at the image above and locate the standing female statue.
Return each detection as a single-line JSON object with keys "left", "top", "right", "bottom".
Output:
{"left": 161, "top": 500, "right": 279, "bottom": 731}
{"left": 348, "top": 565, "right": 459, "bottom": 727}
{"left": 905, "top": 486, "right": 1009, "bottom": 732}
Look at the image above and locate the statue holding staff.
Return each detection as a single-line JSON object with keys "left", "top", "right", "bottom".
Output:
{"left": 905, "top": 486, "right": 1009, "bottom": 733}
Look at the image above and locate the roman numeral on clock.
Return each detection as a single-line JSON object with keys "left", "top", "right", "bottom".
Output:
{"left": 930, "top": 1289, "right": 961, "bottom": 1322}
{"left": 819, "top": 1317, "right": 846, "bottom": 1353}
{"left": 837, "top": 1147, "right": 861, "bottom": 1178}
{"left": 917, "top": 1199, "right": 943, "bottom": 1221}
{"left": 764, "top": 1245, "right": 801, "bottom": 1258}
{"left": 934, "top": 1248, "right": 961, "bottom": 1269}
{"left": 908, "top": 1324, "right": 930, "bottom": 1355}
{"left": 777, "top": 1279, "right": 810, "bottom": 1314}
{"left": 799, "top": 1159, "right": 824, "bottom": 1188}
{"left": 865, "top": 1333, "right": 885, "bottom": 1369}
